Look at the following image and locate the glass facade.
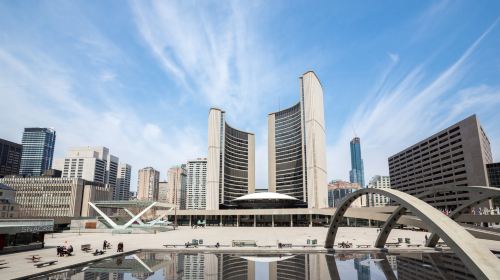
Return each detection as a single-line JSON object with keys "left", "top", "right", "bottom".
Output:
{"left": 0, "top": 138, "right": 22, "bottom": 177}
{"left": 274, "top": 103, "right": 305, "bottom": 201}
{"left": 223, "top": 124, "right": 250, "bottom": 203}
{"left": 487, "top": 162, "right": 500, "bottom": 206}
{"left": 349, "top": 137, "right": 365, "bottom": 188}
{"left": 19, "top": 128, "right": 56, "bottom": 176}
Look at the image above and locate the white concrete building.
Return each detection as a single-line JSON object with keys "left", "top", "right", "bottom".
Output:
{"left": 137, "top": 167, "right": 160, "bottom": 201}
{"left": 368, "top": 175, "right": 391, "bottom": 207}
{"left": 268, "top": 71, "right": 328, "bottom": 208}
{"left": 54, "top": 146, "right": 119, "bottom": 197}
{"left": 207, "top": 108, "right": 255, "bottom": 210}
{"left": 167, "top": 165, "right": 187, "bottom": 209}
{"left": 186, "top": 158, "right": 207, "bottom": 210}
{"left": 115, "top": 163, "right": 131, "bottom": 200}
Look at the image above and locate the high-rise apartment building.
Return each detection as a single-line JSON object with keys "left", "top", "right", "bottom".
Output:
{"left": 186, "top": 158, "right": 207, "bottom": 210}
{"left": 159, "top": 181, "right": 169, "bottom": 203}
{"left": 388, "top": 115, "right": 492, "bottom": 209}
{"left": 115, "top": 163, "right": 131, "bottom": 200}
{"left": 0, "top": 138, "right": 22, "bottom": 177}
{"left": 268, "top": 71, "right": 327, "bottom": 208}
{"left": 137, "top": 167, "right": 160, "bottom": 201}
{"left": 167, "top": 165, "right": 187, "bottom": 209}
{"left": 207, "top": 108, "right": 255, "bottom": 210}
{"left": 53, "top": 146, "right": 119, "bottom": 196}
{"left": 19, "top": 127, "right": 56, "bottom": 176}
{"left": 349, "top": 137, "right": 365, "bottom": 188}
{"left": 367, "top": 175, "right": 391, "bottom": 207}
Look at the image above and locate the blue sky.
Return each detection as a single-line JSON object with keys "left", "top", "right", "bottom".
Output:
{"left": 1, "top": 1, "right": 499, "bottom": 190}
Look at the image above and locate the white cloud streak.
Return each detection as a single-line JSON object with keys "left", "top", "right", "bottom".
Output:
{"left": 329, "top": 19, "right": 500, "bottom": 183}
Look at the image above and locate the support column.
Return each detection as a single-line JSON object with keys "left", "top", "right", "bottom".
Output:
{"left": 254, "top": 215, "right": 256, "bottom": 227}
{"left": 220, "top": 215, "right": 222, "bottom": 227}
{"left": 237, "top": 215, "right": 239, "bottom": 227}
{"left": 272, "top": 215, "right": 274, "bottom": 227}
{"left": 309, "top": 214, "right": 312, "bottom": 227}
{"left": 290, "top": 215, "right": 293, "bottom": 227}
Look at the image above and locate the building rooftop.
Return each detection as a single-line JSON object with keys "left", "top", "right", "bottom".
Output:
{"left": 233, "top": 192, "right": 298, "bottom": 201}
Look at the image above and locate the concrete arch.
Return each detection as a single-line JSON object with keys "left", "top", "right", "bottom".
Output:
{"left": 375, "top": 186, "right": 500, "bottom": 249}
{"left": 324, "top": 188, "right": 500, "bottom": 280}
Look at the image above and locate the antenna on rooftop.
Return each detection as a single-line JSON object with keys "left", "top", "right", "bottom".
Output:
{"left": 351, "top": 125, "right": 357, "bottom": 138}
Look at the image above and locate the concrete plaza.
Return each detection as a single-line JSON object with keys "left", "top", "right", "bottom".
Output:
{"left": 2, "top": 226, "right": 499, "bottom": 279}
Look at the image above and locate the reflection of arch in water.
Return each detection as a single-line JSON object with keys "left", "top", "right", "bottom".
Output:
{"left": 324, "top": 188, "right": 500, "bottom": 280}
{"left": 373, "top": 186, "right": 500, "bottom": 248}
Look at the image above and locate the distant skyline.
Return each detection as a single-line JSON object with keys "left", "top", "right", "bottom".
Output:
{"left": 1, "top": 1, "right": 500, "bottom": 191}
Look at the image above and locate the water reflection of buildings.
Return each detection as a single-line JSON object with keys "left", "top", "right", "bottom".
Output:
{"left": 43, "top": 252, "right": 475, "bottom": 280}
{"left": 396, "top": 253, "right": 475, "bottom": 280}
{"left": 354, "top": 254, "right": 370, "bottom": 280}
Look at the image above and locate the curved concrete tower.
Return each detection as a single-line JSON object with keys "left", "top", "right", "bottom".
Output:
{"left": 268, "top": 71, "right": 327, "bottom": 208}
{"left": 207, "top": 108, "right": 255, "bottom": 210}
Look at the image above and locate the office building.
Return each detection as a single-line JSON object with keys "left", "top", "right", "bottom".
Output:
{"left": 388, "top": 115, "right": 492, "bottom": 209}
{"left": 487, "top": 162, "right": 500, "bottom": 206}
{"left": 268, "top": 71, "right": 328, "bottom": 208}
{"left": 186, "top": 158, "right": 207, "bottom": 210}
{"left": 53, "top": 147, "right": 119, "bottom": 196}
{"left": 159, "top": 181, "right": 169, "bottom": 203}
{"left": 0, "top": 177, "right": 110, "bottom": 222}
{"left": 137, "top": 167, "right": 160, "bottom": 201}
{"left": 19, "top": 127, "right": 56, "bottom": 176}
{"left": 0, "top": 138, "right": 22, "bottom": 177}
{"left": 207, "top": 108, "right": 255, "bottom": 210}
{"left": 0, "top": 183, "right": 20, "bottom": 218}
{"left": 367, "top": 175, "right": 391, "bottom": 207}
{"left": 327, "top": 180, "right": 363, "bottom": 208}
{"left": 167, "top": 165, "right": 187, "bottom": 209}
{"left": 115, "top": 163, "right": 131, "bottom": 201}
{"left": 349, "top": 137, "right": 365, "bottom": 188}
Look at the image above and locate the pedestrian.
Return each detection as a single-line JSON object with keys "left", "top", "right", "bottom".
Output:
{"left": 425, "top": 235, "right": 428, "bottom": 242}
{"left": 103, "top": 240, "right": 107, "bottom": 250}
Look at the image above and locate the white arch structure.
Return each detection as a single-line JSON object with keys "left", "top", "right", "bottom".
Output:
{"left": 324, "top": 188, "right": 500, "bottom": 280}
{"left": 375, "top": 186, "right": 500, "bottom": 248}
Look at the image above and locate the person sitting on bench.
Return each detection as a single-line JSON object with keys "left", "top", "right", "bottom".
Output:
{"left": 93, "top": 249, "right": 105, "bottom": 256}
{"left": 67, "top": 245, "right": 73, "bottom": 256}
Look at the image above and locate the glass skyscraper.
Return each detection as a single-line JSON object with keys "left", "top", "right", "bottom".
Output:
{"left": 19, "top": 127, "right": 56, "bottom": 176}
{"left": 349, "top": 137, "right": 365, "bottom": 188}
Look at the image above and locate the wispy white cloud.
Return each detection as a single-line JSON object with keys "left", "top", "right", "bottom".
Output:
{"left": 130, "top": 1, "right": 278, "bottom": 123}
{"left": 329, "top": 19, "right": 500, "bottom": 183}
{"left": 0, "top": 41, "right": 205, "bottom": 190}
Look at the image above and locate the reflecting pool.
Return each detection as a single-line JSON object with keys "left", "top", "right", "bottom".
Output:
{"left": 29, "top": 251, "right": 477, "bottom": 279}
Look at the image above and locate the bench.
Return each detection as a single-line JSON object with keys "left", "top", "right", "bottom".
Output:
{"left": 356, "top": 244, "right": 371, "bottom": 248}
{"left": 163, "top": 244, "right": 182, "bottom": 248}
{"left": 385, "top": 243, "right": 401, "bottom": 248}
{"left": 92, "top": 251, "right": 105, "bottom": 256}
{"left": 81, "top": 244, "right": 92, "bottom": 252}
{"left": 184, "top": 242, "right": 198, "bottom": 248}
{"left": 407, "top": 244, "right": 421, "bottom": 247}
{"left": 279, "top": 243, "right": 292, "bottom": 248}
{"left": 34, "top": 260, "right": 58, "bottom": 268}
{"left": 232, "top": 240, "right": 257, "bottom": 247}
